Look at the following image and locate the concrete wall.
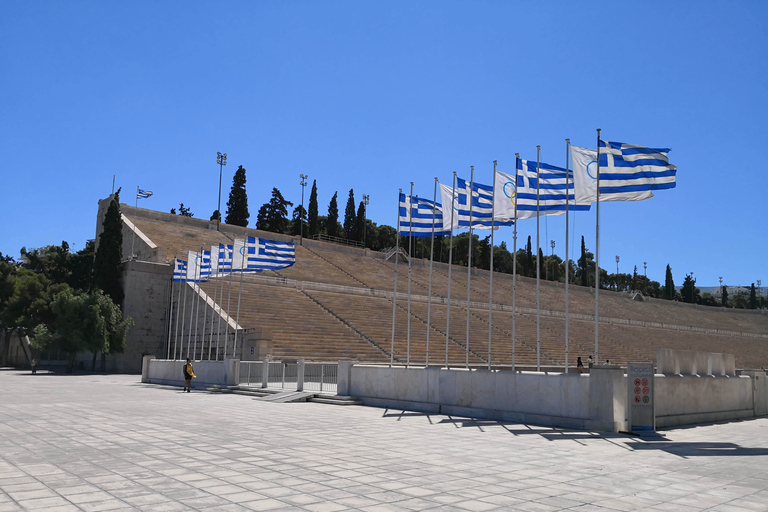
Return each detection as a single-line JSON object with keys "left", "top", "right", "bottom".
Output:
{"left": 143, "top": 358, "right": 239, "bottom": 388}
{"left": 347, "top": 365, "right": 628, "bottom": 431}
{"left": 655, "top": 374, "right": 755, "bottom": 428}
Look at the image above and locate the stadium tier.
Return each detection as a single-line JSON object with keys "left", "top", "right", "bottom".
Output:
{"left": 120, "top": 204, "right": 768, "bottom": 370}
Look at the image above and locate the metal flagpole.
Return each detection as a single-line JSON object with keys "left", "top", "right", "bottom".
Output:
{"left": 390, "top": 189, "right": 402, "bottom": 367}
{"left": 406, "top": 183, "right": 414, "bottom": 367}
{"left": 233, "top": 240, "right": 248, "bottom": 358}
{"left": 186, "top": 254, "right": 195, "bottom": 359}
{"left": 224, "top": 242, "right": 236, "bottom": 359}
{"left": 465, "top": 166, "right": 475, "bottom": 369}
{"left": 179, "top": 264, "right": 188, "bottom": 360}
{"left": 445, "top": 173, "right": 456, "bottom": 368}
{"left": 193, "top": 245, "right": 203, "bottom": 360}
{"left": 595, "top": 128, "right": 602, "bottom": 364}
{"left": 513, "top": 155, "right": 519, "bottom": 371}
{"left": 217, "top": 244, "right": 225, "bottom": 359}
{"left": 426, "top": 178, "right": 438, "bottom": 367}
{"left": 208, "top": 247, "right": 218, "bottom": 360}
{"left": 167, "top": 263, "right": 175, "bottom": 359}
{"left": 488, "top": 161, "right": 497, "bottom": 370}
{"left": 565, "top": 139, "right": 571, "bottom": 373}
{"left": 130, "top": 186, "right": 138, "bottom": 260}
{"left": 173, "top": 259, "right": 183, "bottom": 360}
{"left": 201, "top": 249, "right": 210, "bottom": 360}
{"left": 536, "top": 146, "right": 541, "bottom": 372}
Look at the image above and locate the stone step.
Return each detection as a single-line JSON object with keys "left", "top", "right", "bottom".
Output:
{"left": 255, "top": 391, "right": 318, "bottom": 403}
{"left": 309, "top": 395, "right": 362, "bottom": 406}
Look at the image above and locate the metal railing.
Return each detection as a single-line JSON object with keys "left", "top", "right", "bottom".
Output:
{"left": 303, "top": 363, "right": 338, "bottom": 394}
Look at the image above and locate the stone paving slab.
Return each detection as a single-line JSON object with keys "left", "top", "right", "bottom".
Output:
{"left": 1, "top": 370, "right": 768, "bottom": 511}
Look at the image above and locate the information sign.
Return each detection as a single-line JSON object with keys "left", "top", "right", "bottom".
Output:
{"left": 627, "top": 362, "right": 655, "bottom": 432}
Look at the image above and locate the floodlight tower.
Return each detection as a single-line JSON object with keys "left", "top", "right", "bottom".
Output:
{"left": 216, "top": 152, "right": 227, "bottom": 230}
{"left": 362, "top": 194, "right": 370, "bottom": 248}
{"left": 299, "top": 174, "right": 308, "bottom": 241}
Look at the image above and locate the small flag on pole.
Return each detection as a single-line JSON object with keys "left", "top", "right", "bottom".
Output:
{"left": 173, "top": 259, "right": 187, "bottom": 282}
{"left": 398, "top": 193, "right": 451, "bottom": 237}
{"left": 137, "top": 188, "right": 153, "bottom": 199}
{"left": 186, "top": 250, "right": 211, "bottom": 282}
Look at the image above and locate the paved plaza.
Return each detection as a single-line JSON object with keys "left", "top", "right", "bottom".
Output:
{"left": 1, "top": 370, "right": 768, "bottom": 512}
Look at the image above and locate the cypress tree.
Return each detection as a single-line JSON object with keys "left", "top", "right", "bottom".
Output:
{"left": 255, "top": 188, "right": 292, "bottom": 233}
{"left": 748, "top": 283, "right": 758, "bottom": 309}
{"left": 343, "top": 189, "right": 356, "bottom": 240}
{"left": 525, "top": 236, "right": 533, "bottom": 277}
{"left": 579, "top": 236, "right": 588, "bottom": 286}
{"left": 308, "top": 180, "right": 319, "bottom": 236}
{"left": 93, "top": 192, "right": 124, "bottom": 306}
{"left": 355, "top": 201, "right": 366, "bottom": 244}
{"left": 663, "top": 264, "right": 675, "bottom": 300}
{"left": 327, "top": 192, "right": 339, "bottom": 238}
{"left": 225, "top": 165, "right": 250, "bottom": 227}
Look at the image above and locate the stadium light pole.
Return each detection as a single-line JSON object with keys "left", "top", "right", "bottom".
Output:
{"left": 758, "top": 279, "right": 762, "bottom": 302}
{"left": 362, "top": 194, "right": 370, "bottom": 248}
{"left": 216, "top": 152, "right": 227, "bottom": 230}
{"left": 550, "top": 240, "right": 555, "bottom": 281}
{"left": 299, "top": 174, "right": 308, "bottom": 242}
{"left": 615, "top": 255, "right": 620, "bottom": 290}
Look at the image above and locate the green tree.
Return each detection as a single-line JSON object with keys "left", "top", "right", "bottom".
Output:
{"left": 632, "top": 265, "right": 638, "bottom": 291}
{"left": 290, "top": 204, "right": 307, "bottom": 236}
{"left": 255, "top": 188, "right": 293, "bottom": 234}
{"left": 225, "top": 165, "right": 250, "bottom": 227}
{"left": 93, "top": 192, "right": 124, "bottom": 306}
{"left": 210, "top": 210, "right": 221, "bottom": 222}
{"left": 748, "top": 283, "right": 758, "bottom": 309}
{"left": 375, "top": 225, "right": 397, "bottom": 251}
{"left": 525, "top": 236, "right": 534, "bottom": 277}
{"left": 478, "top": 236, "right": 492, "bottom": 270}
{"left": 577, "top": 236, "right": 590, "bottom": 286}
{"left": 721, "top": 286, "right": 729, "bottom": 307}
{"left": 662, "top": 264, "right": 675, "bottom": 300}
{"left": 32, "top": 289, "right": 132, "bottom": 373}
{"left": 68, "top": 241, "right": 95, "bottom": 292}
{"left": 308, "top": 180, "right": 319, "bottom": 237}
{"left": 172, "top": 203, "right": 194, "bottom": 217}
{"left": 494, "top": 242, "right": 514, "bottom": 274}
{"left": 681, "top": 273, "right": 700, "bottom": 304}
{"left": 327, "top": 192, "right": 340, "bottom": 238}
{"left": 343, "top": 189, "right": 356, "bottom": 240}
{"left": 451, "top": 233, "right": 481, "bottom": 267}
{"left": 355, "top": 201, "right": 367, "bottom": 244}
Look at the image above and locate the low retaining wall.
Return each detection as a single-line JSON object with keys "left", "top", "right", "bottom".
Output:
{"left": 142, "top": 357, "right": 239, "bottom": 388}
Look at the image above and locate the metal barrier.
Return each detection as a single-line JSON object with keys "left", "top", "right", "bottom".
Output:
{"left": 240, "top": 360, "right": 263, "bottom": 386}
{"left": 303, "top": 363, "right": 338, "bottom": 394}
{"left": 267, "top": 361, "right": 299, "bottom": 391}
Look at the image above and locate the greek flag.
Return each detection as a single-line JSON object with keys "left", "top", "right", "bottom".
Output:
{"left": 456, "top": 177, "right": 514, "bottom": 229}
{"left": 209, "top": 244, "right": 220, "bottom": 277}
{"left": 571, "top": 141, "right": 675, "bottom": 203}
{"left": 137, "top": 188, "right": 153, "bottom": 199}
{"left": 494, "top": 160, "right": 590, "bottom": 220}
{"left": 398, "top": 193, "right": 451, "bottom": 237}
{"left": 218, "top": 243, "right": 233, "bottom": 274}
{"left": 172, "top": 259, "right": 187, "bottom": 282}
{"left": 186, "top": 250, "right": 211, "bottom": 282}
{"left": 245, "top": 236, "right": 295, "bottom": 271}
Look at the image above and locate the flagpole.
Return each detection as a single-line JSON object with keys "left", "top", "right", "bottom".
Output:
{"left": 445, "top": 173, "right": 456, "bottom": 368}
{"left": 208, "top": 249, "right": 218, "bottom": 360}
{"left": 595, "top": 128, "right": 601, "bottom": 365}
{"left": 193, "top": 246, "right": 203, "bottom": 360}
{"left": 173, "top": 259, "right": 182, "bottom": 360}
{"left": 167, "top": 261, "right": 175, "bottom": 359}
{"left": 512, "top": 155, "right": 519, "bottom": 371}
{"left": 201, "top": 249, "right": 210, "bottom": 360}
{"left": 179, "top": 263, "right": 188, "bottom": 360}
{"left": 426, "top": 178, "right": 438, "bottom": 367}
{"left": 536, "top": 146, "right": 541, "bottom": 372}
{"left": 186, "top": 255, "right": 195, "bottom": 359}
{"left": 565, "top": 139, "right": 571, "bottom": 373}
{"left": 224, "top": 243, "right": 236, "bottom": 359}
{"left": 390, "top": 189, "right": 402, "bottom": 367}
{"left": 234, "top": 240, "right": 247, "bottom": 359}
{"left": 407, "top": 183, "right": 414, "bottom": 367}
{"left": 488, "top": 161, "right": 497, "bottom": 370}
{"left": 131, "top": 186, "right": 138, "bottom": 260}
{"left": 465, "top": 165, "right": 474, "bottom": 369}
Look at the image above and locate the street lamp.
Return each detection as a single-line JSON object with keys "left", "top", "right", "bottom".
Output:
{"left": 299, "top": 174, "right": 308, "bottom": 241}
{"left": 719, "top": 276, "right": 724, "bottom": 307}
{"left": 615, "top": 255, "right": 620, "bottom": 290}
{"left": 362, "top": 194, "right": 370, "bottom": 248}
{"left": 643, "top": 261, "right": 647, "bottom": 278}
{"left": 758, "top": 279, "right": 763, "bottom": 302}
{"left": 216, "top": 152, "right": 227, "bottom": 230}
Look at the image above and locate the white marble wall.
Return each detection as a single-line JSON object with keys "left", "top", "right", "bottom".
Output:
{"left": 145, "top": 358, "right": 238, "bottom": 388}
{"left": 655, "top": 374, "right": 754, "bottom": 427}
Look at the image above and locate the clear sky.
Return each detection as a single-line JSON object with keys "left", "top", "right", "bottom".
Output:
{"left": 1, "top": 1, "right": 766, "bottom": 290}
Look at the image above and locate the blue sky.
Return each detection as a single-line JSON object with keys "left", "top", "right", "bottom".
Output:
{"left": 1, "top": 1, "right": 766, "bottom": 289}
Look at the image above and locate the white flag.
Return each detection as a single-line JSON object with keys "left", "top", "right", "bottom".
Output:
{"left": 571, "top": 145, "right": 653, "bottom": 203}
{"left": 438, "top": 182, "right": 461, "bottom": 231}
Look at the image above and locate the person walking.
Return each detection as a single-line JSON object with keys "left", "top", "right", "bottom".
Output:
{"left": 576, "top": 357, "right": 584, "bottom": 374}
{"left": 182, "top": 358, "right": 196, "bottom": 392}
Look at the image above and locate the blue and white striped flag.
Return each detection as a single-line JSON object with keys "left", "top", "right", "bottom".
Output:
{"left": 209, "top": 244, "right": 220, "bottom": 277}
{"left": 172, "top": 259, "right": 187, "bottom": 282}
{"left": 245, "top": 236, "right": 295, "bottom": 271}
{"left": 438, "top": 183, "right": 461, "bottom": 231}
{"left": 137, "top": 188, "right": 153, "bottom": 199}
{"left": 571, "top": 141, "right": 675, "bottom": 203}
{"left": 494, "top": 160, "right": 590, "bottom": 220}
{"left": 456, "top": 177, "right": 514, "bottom": 229}
{"left": 218, "top": 243, "right": 233, "bottom": 274}
{"left": 398, "top": 193, "right": 451, "bottom": 237}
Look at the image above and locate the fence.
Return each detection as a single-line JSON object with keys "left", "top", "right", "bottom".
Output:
{"left": 238, "top": 359, "right": 338, "bottom": 395}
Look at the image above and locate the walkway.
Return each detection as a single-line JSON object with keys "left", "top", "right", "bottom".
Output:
{"left": 1, "top": 370, "right": 767, "bottom": 511}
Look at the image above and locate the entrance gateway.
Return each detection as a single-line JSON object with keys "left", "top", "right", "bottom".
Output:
{"left": 627, "top": 362, "right": 655, "bottom": 433}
